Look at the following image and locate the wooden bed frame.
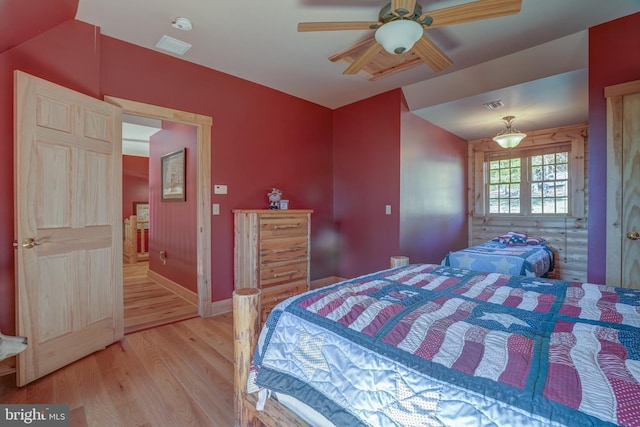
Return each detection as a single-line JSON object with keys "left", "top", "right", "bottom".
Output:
{"left": 232, "top": 256, "right": 409, "bottom": 427}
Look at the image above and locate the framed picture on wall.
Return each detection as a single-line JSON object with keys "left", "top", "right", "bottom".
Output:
{"left": 133, "top": 202, "right": 149, "bottom": 221}
{"left": 133, "top": 202, "right": 149, "bottom": 229}
{"left": 161, "top": 148, "right": 186, "bottom": 201}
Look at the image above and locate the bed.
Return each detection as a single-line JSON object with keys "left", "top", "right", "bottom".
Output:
{"left": 442, "top": 233, "right": 555, "bottom": 277}
{"left": 233, "top": 259, "right": 640, "bottom": 427}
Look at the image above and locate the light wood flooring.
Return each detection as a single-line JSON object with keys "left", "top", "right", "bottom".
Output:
{"left": 0, "top": 314, "right": 236, "bottom": 426}
{"left": 124, "top": 261, "right": 198, "bottom": 334}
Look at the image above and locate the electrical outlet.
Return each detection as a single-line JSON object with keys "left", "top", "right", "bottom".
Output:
{"left": 385, "top": 205, "right": 391, "bottom": 215}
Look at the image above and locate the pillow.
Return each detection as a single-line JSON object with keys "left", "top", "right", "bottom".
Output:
{"left": 508, "top": 231, "right": 527, "bottom": 239}
{"left": 507, "top": 234, "right": 528, "bottom": 246}
{"left": 493, "top": 231, "right": 528, "bottom": 245}
{"left": 493, "top": 234, "right": 512, "bottom": 244}
{"left": 526, "top": 236, "right": 546, "bottom": 245}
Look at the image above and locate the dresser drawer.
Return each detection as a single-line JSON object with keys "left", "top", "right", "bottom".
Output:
{"left": 260, "top": 236, "right": 308, "bottom": 264}
{"left": 260, "top": 261, "right": 307, "bottom": 288}
{"left": 261, "top": 281, "right": 307, "bottom": 321}
{"left": 260, "top": 215, "right": 308, "bottom": 238}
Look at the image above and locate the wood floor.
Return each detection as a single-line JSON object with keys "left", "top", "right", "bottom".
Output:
{"left": 0, "top": 266, "right": 341, "bottom": 426}
{"left": 0, "top": 262, "right": 219, "bottom": 426}
{"left": 0, "top": 314, "right": 236, "bottom": 426}
{"left": 124, "top": 261, "right": 198, "bottom": 334}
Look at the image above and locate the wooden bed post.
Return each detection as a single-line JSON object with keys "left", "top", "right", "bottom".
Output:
{"left": 391, "top": 256, "right": 409, "bottom": 268}
{"left": 233, "top": 288, "right": 261, "bottom": 427}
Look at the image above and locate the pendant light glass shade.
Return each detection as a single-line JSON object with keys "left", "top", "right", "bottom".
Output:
{"left": 493, "top": 116, "right": 526, "bottom": 149}
{"left": 375, "top": 20, "right": 423, "bottom": 55}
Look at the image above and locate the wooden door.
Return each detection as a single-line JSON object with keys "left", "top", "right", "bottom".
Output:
{"left": 606, "top": 80, "right": 640, "bottom": 288}
{"left": 14, "top": 71, "right": 123, "bottom": 385}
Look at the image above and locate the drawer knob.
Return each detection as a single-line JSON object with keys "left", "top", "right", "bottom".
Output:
{"left": 273, "top": 224, "right": 300, "bottom": 229}
{"left": 273, "top": 247, "right": 303, "bottom": 253}
{"left": 273, "top": 270, "right": 297, "bottom": 278}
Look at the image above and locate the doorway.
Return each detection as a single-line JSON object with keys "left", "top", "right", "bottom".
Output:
{"left": 121, "top": 115, "right": 199, "bottom": 333}
{"left": 105, "top": 96, "right": 214, "bottom": 316}
{"left": 122, "top": 261, "right": 197, "bottom": 333}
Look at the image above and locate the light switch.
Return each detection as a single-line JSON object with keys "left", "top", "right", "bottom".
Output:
{"left": 385, "top": 205, "right": 391, "bottom": 215}
{"left": 214, "top": 184, "right": 227, "bottom": 194}
{"left": 212, "top": 203, "right": 220, "bottom": 215}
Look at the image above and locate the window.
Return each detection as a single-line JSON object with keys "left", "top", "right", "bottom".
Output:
{"left": 530, "top": 152, "right": 569, "bottom": 214}
{"left": 488, "top": 158, "right": 522, "bottom": 214}
{"left": 486, "top": 145, "right": 570, "bottom": 215}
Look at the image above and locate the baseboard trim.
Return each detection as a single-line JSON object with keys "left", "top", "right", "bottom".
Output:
{"left": 208, "top": 298, "right": 232, "bottom": 316}
{"left": 147, "top": 269, "right": 198, "bottom": 306}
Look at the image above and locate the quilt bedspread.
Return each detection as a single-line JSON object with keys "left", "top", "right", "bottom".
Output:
{"left": 442, "top": 241, "right": 555, "bottom": 277}
{"left": 253, "top": 264, "right": 640, "bottom": 427}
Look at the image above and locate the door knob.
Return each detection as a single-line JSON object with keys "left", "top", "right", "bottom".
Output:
{"left": 626, "top": 231, "right": 640, "bottom": 241}
{"left": 22, "top": 238, "right": 42, "bottom": 249}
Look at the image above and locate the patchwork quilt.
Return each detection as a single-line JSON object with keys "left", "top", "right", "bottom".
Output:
{"left": 442, "top": 241, "right": 555, "bottom": 277}
{"left": 253, "top": 264, "right": 640, "bottom": 427}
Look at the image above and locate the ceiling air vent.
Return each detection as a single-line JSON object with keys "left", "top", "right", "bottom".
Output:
{"left": 155, "top": 35, "right": 192, "bottom": 56}
{"left": 482, "top": 100, "right": 504, "bottom": 111}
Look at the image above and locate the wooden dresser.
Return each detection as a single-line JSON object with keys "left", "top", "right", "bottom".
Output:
{"left": 233, "top": 209, "right": 312, "bottom": 322}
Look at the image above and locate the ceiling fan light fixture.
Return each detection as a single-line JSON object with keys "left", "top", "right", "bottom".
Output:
{"left": 493, "top": 116, "right": 526, "bottom": 149}
{"left": 375, "top": 20, "right": 423, "bottom": 55}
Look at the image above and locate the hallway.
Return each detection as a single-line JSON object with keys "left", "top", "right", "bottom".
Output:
{"left": 124, "top": 261, "right": 198, "bottom": 334}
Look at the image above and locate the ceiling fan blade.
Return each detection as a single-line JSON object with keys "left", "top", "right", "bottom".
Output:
{"left": 391, "top": 0, "right": 417, "bottom": 17}
{"left": 298, "top": 21, "right": 380, "bottom": 32}
{"left": 411, "top": 36, "right": 453, "bottom": 73}
{"left": 343, "top": 42, "right": 383, "bottom": 75}
{"left": 420, "top": 0, "right": 522, "bottom": 28}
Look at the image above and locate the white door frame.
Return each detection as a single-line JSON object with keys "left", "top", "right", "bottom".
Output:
{"left": 105, "top": 97, "right": 216, "bottom": 316}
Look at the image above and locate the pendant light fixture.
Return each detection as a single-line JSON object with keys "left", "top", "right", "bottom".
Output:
{"left": 493, "top": 116, "right": 526, "bottom": 149}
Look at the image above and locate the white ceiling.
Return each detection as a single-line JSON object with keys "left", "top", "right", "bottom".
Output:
{"left": 122, "top": 114, "right": 161, "bottom": 157}
{"left": 76, "top": 0, "right": 640, "bottom": 141}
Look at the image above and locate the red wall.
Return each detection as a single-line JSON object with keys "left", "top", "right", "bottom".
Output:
{"left": 333, "top": 90, "right": 403, "bottom": 278}
{"left": 588, "top": 12, "right": 640, "bottom": 283}
{"left": 332, "top": 90, "right": 469, "bottom": 278}
{"left": 0, "top": 0, "right": 77, "bottom": 53}
{"left": 399, "top": 100, "right": 468, "bottom": 264}
{"left": 123, "top": 155, "right": 150, "bottom": 218}
{"left": 148, "top": 122, "right": 198, "bottom": 292}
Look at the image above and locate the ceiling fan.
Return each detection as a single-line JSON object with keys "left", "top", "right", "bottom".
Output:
{"left": 298, "top": 0, "right": 522, "bottom": 76}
